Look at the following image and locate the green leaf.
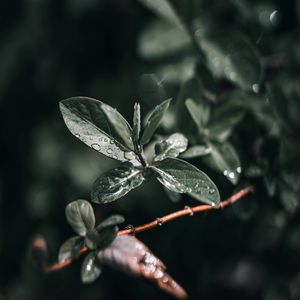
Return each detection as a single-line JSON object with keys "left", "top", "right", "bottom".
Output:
{"left": 164, "top": 187, "right": 181, "bottom": 203}
{"left": 91, "top": 163, "right": 145, "bottom": 204}
{"left": 207, "top": 141, "right": 242, "bottom": 185}
{"left": 208, "top": 104, "right": 245, "bottom": 140}
{"left": 176, "top": 77, "right": 211, "bottom": 133}
{"left": 65, "top": 200, "right": 95, "bottom": 236}
{"left": 154, "top": 133, "right": 188, "bottom": 161}
{"left": 196, "top": 31, "right": 262, "bottom": 90}
{"left": 85, "top": 226, "right": 118, "bottom": 250}
{"left": 185, "top": 98, "right": 210, "bottom": 133}
{"left": 137, "top": 0, "right": 182, "bottom": 28}
{"left": 140, "top": 98, "right": 171, "bottom": 145}
{"left": 59, "top": 97, "right": 139, "bottom": 164}
{"left": 96, "top": 215, "right": 125, "bottom": 231}
{"left": 100, "top": 103, "right": 135, "bottom": 151}
{"left": 58, "top": 236, "right": 83, "bottom": 261}
{"left": 133, "top": 103, "right": 141, "bottom": 144}
{"left": 81, "top": 252, "right": 102, "bottom": 284}
{"left": 181, "top": 145, "right": 211, "bottom": 159}
{"left": 152, "top": 157, "right": 220, "bottom": 205}
{"left": 138, "top": 20, "right": 191, "bottom": 60}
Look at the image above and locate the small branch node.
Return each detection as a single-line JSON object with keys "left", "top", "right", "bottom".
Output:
{"left": 156, "top": 218, "right": 163, "bottom": 226}
{"left": 125, "top": 224, "right": 136, "bottom": 235}
{"left": 184, "top": 206, "right": 194, "bottom": 216}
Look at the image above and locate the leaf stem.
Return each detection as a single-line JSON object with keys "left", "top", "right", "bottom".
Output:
{"left": 38, "top": 185, "right": 254, "bottom": 273}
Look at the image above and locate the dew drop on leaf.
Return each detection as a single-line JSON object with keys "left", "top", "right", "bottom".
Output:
{"left": 107, "top": 148, "right": 113, "bottom": 154}
{"left": 91, "top": 143, "right": 101, "bottom": 151}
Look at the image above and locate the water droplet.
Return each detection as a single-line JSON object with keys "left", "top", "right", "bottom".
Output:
{"left": 270, "top": 10, "right": 278, "bottom": 25}
{"left": 162, "top": 276, "right": 169, "bottom": 283}
{"left": 109, "top": 140, "right": 114, "bottom": 144}
{"left": 124, "top": 152, "right": 134, "bottom": 160}
{"left": 237, "top": 167, "right": 242, "bottom": 174}
{"left": 252, "top": 83, "right": 260, "bottom": 94}
{"left": 106, "top": 148, "right": 113, "bottom": 154}
{"left": 224, "top": 170, "right": 229, "bottom": 176}
{"left": 75, "top": 133, "right": 80, "bottom": 138}
{"left": 209, "top": 188, "right": 215, "bottom": 194}
{"left": 91, "top": 143, "right": 101, "bottom": 151}
{"left": 113, "top": 155, "right": 118, "bottom": 160}
{"left": 229, "top": 172, "right": 235, "bottom": 179}
{"left": 104, "top": 138, "right": 108, "bottom": 142}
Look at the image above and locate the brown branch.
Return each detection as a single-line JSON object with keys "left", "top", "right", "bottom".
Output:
{"left": 40, "top": 185, "right": 254, "bottom": 273}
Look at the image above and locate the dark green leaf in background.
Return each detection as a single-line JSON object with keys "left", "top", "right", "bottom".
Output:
{"left": 81, "top": 252, "right": 102, "bottom": 284}
{"left": 65, "top": 200, "right": 95, "bottom": 236}
{"left": 196, "top": 31, "right": 262, "bottom": 90}
{"left": 91, "top": 163, "right": 145, "bottom": 204}
{"left": 96, "top": 215, "right": 125, "bottom": 231}
{"left": 140, "top": 98, "right": 171, "bottom": 145}
{"left": 207, "top": 141, "right": 242, "bottom": 185}
{"left": 152, "top": 157, "right": 220, "bottom": 205}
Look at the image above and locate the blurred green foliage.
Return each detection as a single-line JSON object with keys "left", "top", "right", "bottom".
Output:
{"left": 1, "top": 0, "right": 300, "bottom": 300}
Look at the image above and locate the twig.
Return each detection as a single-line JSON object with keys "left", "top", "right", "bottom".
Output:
{"left": 40, "top": 185, "right": 255, "bottom": 273}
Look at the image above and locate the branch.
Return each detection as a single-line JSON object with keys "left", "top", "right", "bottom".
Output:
{"left": 35, "top": 185, "right": 254, "bottom": 273}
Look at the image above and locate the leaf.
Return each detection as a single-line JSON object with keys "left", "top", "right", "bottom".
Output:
{"left": 185, "top": 98, "right": 210, "bottom": 133}
{"left": 133, "top": 103, "right": 141, "bottom": 144}
{"left": 91, "top": 163, "right": 145, "bottom": 204}
{"left": 154, "top": 133, "right": 188, "bottom": 161}
{"left": 164, "top": 187, "right": 181, "bottom": 203}
{"left": 208, "top": 104, "right": 245, "bottom": 140}
{"left": 137, "top": 0, "right": 183, "bottom": 28}
{"left": 152, "top": 158, "right": 220, "bottom": 205}
{"left": 65, "top": 200, "right": 95, "bottom": 236}
{"left": 97, "top": 235, "right": 187, "bottom": 299}
{"left": 196, "top": 31, "right": 262, "bottom": 90}
{"left": 81, "top": 252, "right": 102, "bottom": 284}
{"left": 85, "top": 227, "right": 118, "bottom": 250}
{"left": 176, "top": 77, "right": 211, "bottom": 133}
{"left": 138, "top": 20, "right": 191, "bottom": 60}
{"left": 59, "top": 97, "right": 139, "bottom": 164}
{"left": 206, "top": 141, "right": 242, "bottom": 185}
{"left": 96, "top": 215, "right": 125, "bottom": 231}
{"left": 181, "top": 145, "right": 211, "bottom": 159}
{"left": 140, "top": 98, "right": 172, "bottom": 145}
{"left": 100, "top": 103, "right": 134, "bottom": 150}
{"left": 58, "top": 236, "right": 83, "bottom": 261}
{"left": 139, "top": 74, "right": 167, "bottom": 104}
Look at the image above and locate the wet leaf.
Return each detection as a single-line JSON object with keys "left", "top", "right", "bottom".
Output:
{"left": 58, "top": 236, "right": 83, "bottom": 261}
{"left": 85, "top": 227, "right": 118, "bottom": 250}
{"left": 164, "top": 187, "right": 181, "bottom": 203}
{"left": 65, "top": 200, "right": 95, "bottom": 236}
{"left": 181, "top": 145, "right": 211, "bottom": 159}
{"left": 81, "top": 252, "right": 102, "bottom": 284}
{"left": 133, "top": 103, "right": 141, "bottom": 144}
{"left": 140, "top": 98, "right": 172, "bottom": 145}
{"left": 196, "top": 31, "right": 262, "bottom": 90}
{"left": 97, "top": 235, "right": 187, "bottom": 299}
{"left": 60, "top": 97, "right": 139, "bottom": 164}
{"left": 100, "top": 103, "right": 135, "bottom": 151}
{"left": 91, "top": 163, "right": 145, "bottom": 204}
{"left": 138, "top": 20, "right": 190, "bottom": 60}
{"left": 207, "top": 141, "right": 241, "bottom": 185}
{"left": 154, "top": 133, "right": 188, "bottom": 161}
{"left": 137, "top": 0, "right": 183, "bottom": 28}
{"left": 152, "top": 157, "right": 220, "bottom": 205}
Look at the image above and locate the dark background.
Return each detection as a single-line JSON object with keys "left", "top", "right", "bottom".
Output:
{"left": 1, "top": 1, "right": 300, "bottom": 300}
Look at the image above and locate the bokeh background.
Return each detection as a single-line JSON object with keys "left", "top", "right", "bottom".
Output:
{"left": 1, "top": 0, "right": 300, "bottom": 299}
